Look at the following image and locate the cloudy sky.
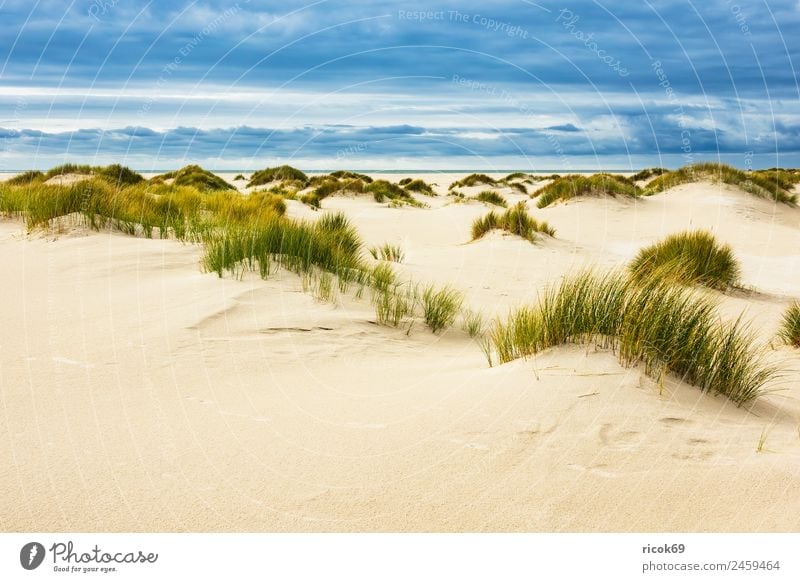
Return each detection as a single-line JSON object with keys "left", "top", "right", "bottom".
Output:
{"left": 1, "top": 0, "right": 799, "bottom": 170}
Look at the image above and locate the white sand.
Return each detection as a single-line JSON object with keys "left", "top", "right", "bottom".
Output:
{"left": 1, "top": 176, "right": 799, "bottom": 532}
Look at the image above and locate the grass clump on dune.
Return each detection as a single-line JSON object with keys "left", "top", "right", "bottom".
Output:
{"left": 329, "top": 170, "right": 373, "bottom": 183}
{"left": 6, "top": 170, "right": 45, "bottom": 185}
{"left": 152, "top": 165, "right": 233, "bottom": 191}
{"left": 366, "top": 180, "right": 425, "bottom": 207}
{"left": 449, "top": 173, "right": 497, "bottom": 190}
{"left": 487, "top": 271, "right": 776, "bottom": 404}
{"left": 471, "top": 202, "right": 555, "bottom": 242}
{"left": 644, "top": 163, "right": 797, "bottom": 205}
{"left": 630, "top": 167, "right": 667, "bottom": 182}
{"left": 777, "top": 302, "right": 800, "bottom": 347}
{"left": 202, "top": 211, "right": 365, "bottom": 282}
{"left": 533, "top": 174, "right": 640, "bottom": 208}
{"left": 421, "top": 285, "right": 463, "bottom": 333}
{"left": 474, "top": 190, "right": 507, "bottom": 207}
{"left": 629, "top": 230, "right": 740, "bottom": 290}
{"left": 38, "top": 163, "right": 145, "bottom": 187}
{"left": 248, "top": 165, "right": 309, "bottom": 188}
{"left": 403, "top": 179, "right": 436, "bottom": 196}
{"left": 369, "top": 243, "right": 404, "bottom": 263}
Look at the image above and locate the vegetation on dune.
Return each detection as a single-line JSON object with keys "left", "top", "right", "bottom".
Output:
{"left": 329, "top": 170, "right": 373, "bottom": 183}
{"left": 474, "top": 190, "right": 507, "bottom": 207}
{"left": 505, "top": 181, "right": 528, "bottom": 195}
{"left": 369, "top": 243, "right": 405, "bottom": 263}
{"left": 203, "top": 211, "right": 366, "bottom": 283}
{"left": 460, "top": 309, "right": 485, "bottom": 338}
{"left": 449, "top": 173, "right": 498, "bottom": 189}
{"left": 533, "top": 174, "right": 641, "bottom": 208}
{"left": 6, "top": 170, "right": 45, "bottom": 185}
{"left": 629, "top": 230, "right": 741, "bottom": 290}
{"left": 152, "top": 165, "right": 233, "bottom": 191}
{"left": 487, "top": 271, "right": 776, "bottom": 405}
{"left": 504, "top": 172, "right": 529, "bottom": 181}
{"left": 471, "top": 201, "right": 555, "bottom": 242}
{"left": 403, "top": 179, "right": 436, "bottom": 196}
{"left": 643, "top": 163, "right": 797, "bottom": 205}
{"left": 366, "top": 179, "right": 425, "bottom": 207}
{"left": 248, "top": 165, "right": 309, "bottom": 187}
{"left": 234, "top": 174, "right": 246, "bottom": 181}
{"left": 630, "top": 167, "right": 668, "bottom": 182}
{"left": 0, "top": 172, "right": 286, "bottom": 235}
{"left": 33, "top": 163, "right": 145, "bottom": 187}
{"left": 421, "top": 285, "right": 463, "bottom": 333}
{"left": 777, "top": 301, "right": 800, "bottom": 347}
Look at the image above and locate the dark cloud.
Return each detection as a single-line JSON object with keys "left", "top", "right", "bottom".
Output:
{"left": 1, "top": 0, "right": 798, "bottom": 166}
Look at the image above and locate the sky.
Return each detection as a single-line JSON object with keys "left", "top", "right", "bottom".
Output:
{"left": 1, "top": 0, "right": 799, "bottom": 170}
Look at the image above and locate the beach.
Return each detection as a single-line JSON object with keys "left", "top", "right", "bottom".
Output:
{"left": 0, "top": 171, "right": 799, "bottom": 532}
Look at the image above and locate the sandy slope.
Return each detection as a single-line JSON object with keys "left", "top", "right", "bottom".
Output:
{"left": 1, "top": 176, "right": 799, "bottom": 532}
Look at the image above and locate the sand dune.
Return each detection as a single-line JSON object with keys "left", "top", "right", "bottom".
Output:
{"left": 1, "top": 175, "right": 799, "bottom": 532}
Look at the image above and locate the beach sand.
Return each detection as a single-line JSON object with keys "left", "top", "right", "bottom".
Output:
{"left": 1, "top": 174, "right": 799, "bottom": 532}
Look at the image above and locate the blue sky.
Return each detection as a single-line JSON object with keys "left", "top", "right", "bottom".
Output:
{"left": 1, "top": 0, "right": 799, "bottom": 170}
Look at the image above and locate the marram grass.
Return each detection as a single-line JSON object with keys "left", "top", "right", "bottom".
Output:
{"left": 369, "top": 243, "right": 405, "bottom": 263}
{"left": 421, "top": 285, "right": 463, "bottom": 333}
{"left": 474, "top": 190, "right": 507, "bottom": 207}
{"left": 629, "top": 230, "right": 741, "bottom": 290}
{"left": 471, "top": 202, "right": 555, "bottom": 242}
{"left": 533, "top": 174, "right": 640, "bottom": 208}
{"left": 777, "top": 301, "right": 800, "bottom": 347}
{"left": 487, "top": 271, "right": 776, "bottom": 405}
{"left": 644, "top": 162, "right": 797, "bottom": 205}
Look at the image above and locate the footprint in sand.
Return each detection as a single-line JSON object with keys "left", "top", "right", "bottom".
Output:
{"left": 598, "top": 423, "right": 644, "bottom": 449}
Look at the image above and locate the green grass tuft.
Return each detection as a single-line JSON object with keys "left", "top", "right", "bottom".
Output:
{"left": 152, "top": 165, "right": 232, "bottom": 191}
{"left": 449, "top": 173, "right": 498, "bottom": 189}
{"left": 474, "top": 190, "right": 507, "bottom": 207}
{"left": 369, "top": 243, "right": 405, "bottom": 263}
{"left": 629, "top": 230, "right": 741, "bottom": 290}
{"left": 421, "top": 285, "right": 463, "bottom": 333}
{"left": 487, "top": 271, "right": 776, "bottom": 405}
{"left": 630, "top": 167, "right": 668, "bottom": 181}
{"left": 533, "top": 174, "right": 641, "bottom": 208}
{"left": 403, "top": 179, "right": 436, "bottom": 196}
{"left": 777, "top": 301, "right": 800, "bottom": 347}
{"left": 248, "top": 165, "right": 309, "bottom": 187}
{"left": 471, "top": 202, "right": 555, "bottom": 242}
{"left": 644, "top": 163, "right": 797, "bottom": 205}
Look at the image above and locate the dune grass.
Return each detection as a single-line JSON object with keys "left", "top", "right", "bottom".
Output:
{"left": 0, "top": 169, "right": 287, "bottom": 236}
{"left": 777, "top": 301, "right": 800, "bottom": 347}
{"left": 471, "top": 202, "right": 555, "bottom": 242}
{"left": 369, "top": 243, "right": 405, "bottom": 263}
{"left": 6, "top": 170, "right": 45, "bottom": 185}
{"left": 23, "top": 163, "right": 146, "bottom": 187}
{"left": 460, "top": 309, "right": 485, "bottom": 338}
{"left": 202, "top": 211, "right": 365, "bottom": 283}
{"left": 644, "top": 163, "right": 797, "bottom": 205}
{"left": 630, "top": 167, "right": 668, "bottom": 182}
{"left": 487, "top": 271, "right": 775, "bottom": 404}
{"left": 152, "top": 165, "right": 233, "bottom": 191}
{"left": 403, "top": 179, "right": 436, "bottom": 196}
{"left": 366, "top": 180, "right": 425, "bottom": 207}
{"left": 629, "top": 230, "right": 740, "bottom": 290}
{"left": 248, "top": 165, "right": 309, "bottom": 188}
{"left": 330, "top": 170, "right": 373, "bottom": 183}
{"left": 474, "top": 190, "right": 508, "bottom": 207}
{"left": 449, "top": 173, "right": 498, "bottom": 189}
{"left": 421, "top": 285, "right": 463, "bottom": 333}
{"left": 533, "top": 174, "right": 640, "bottom": 208}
